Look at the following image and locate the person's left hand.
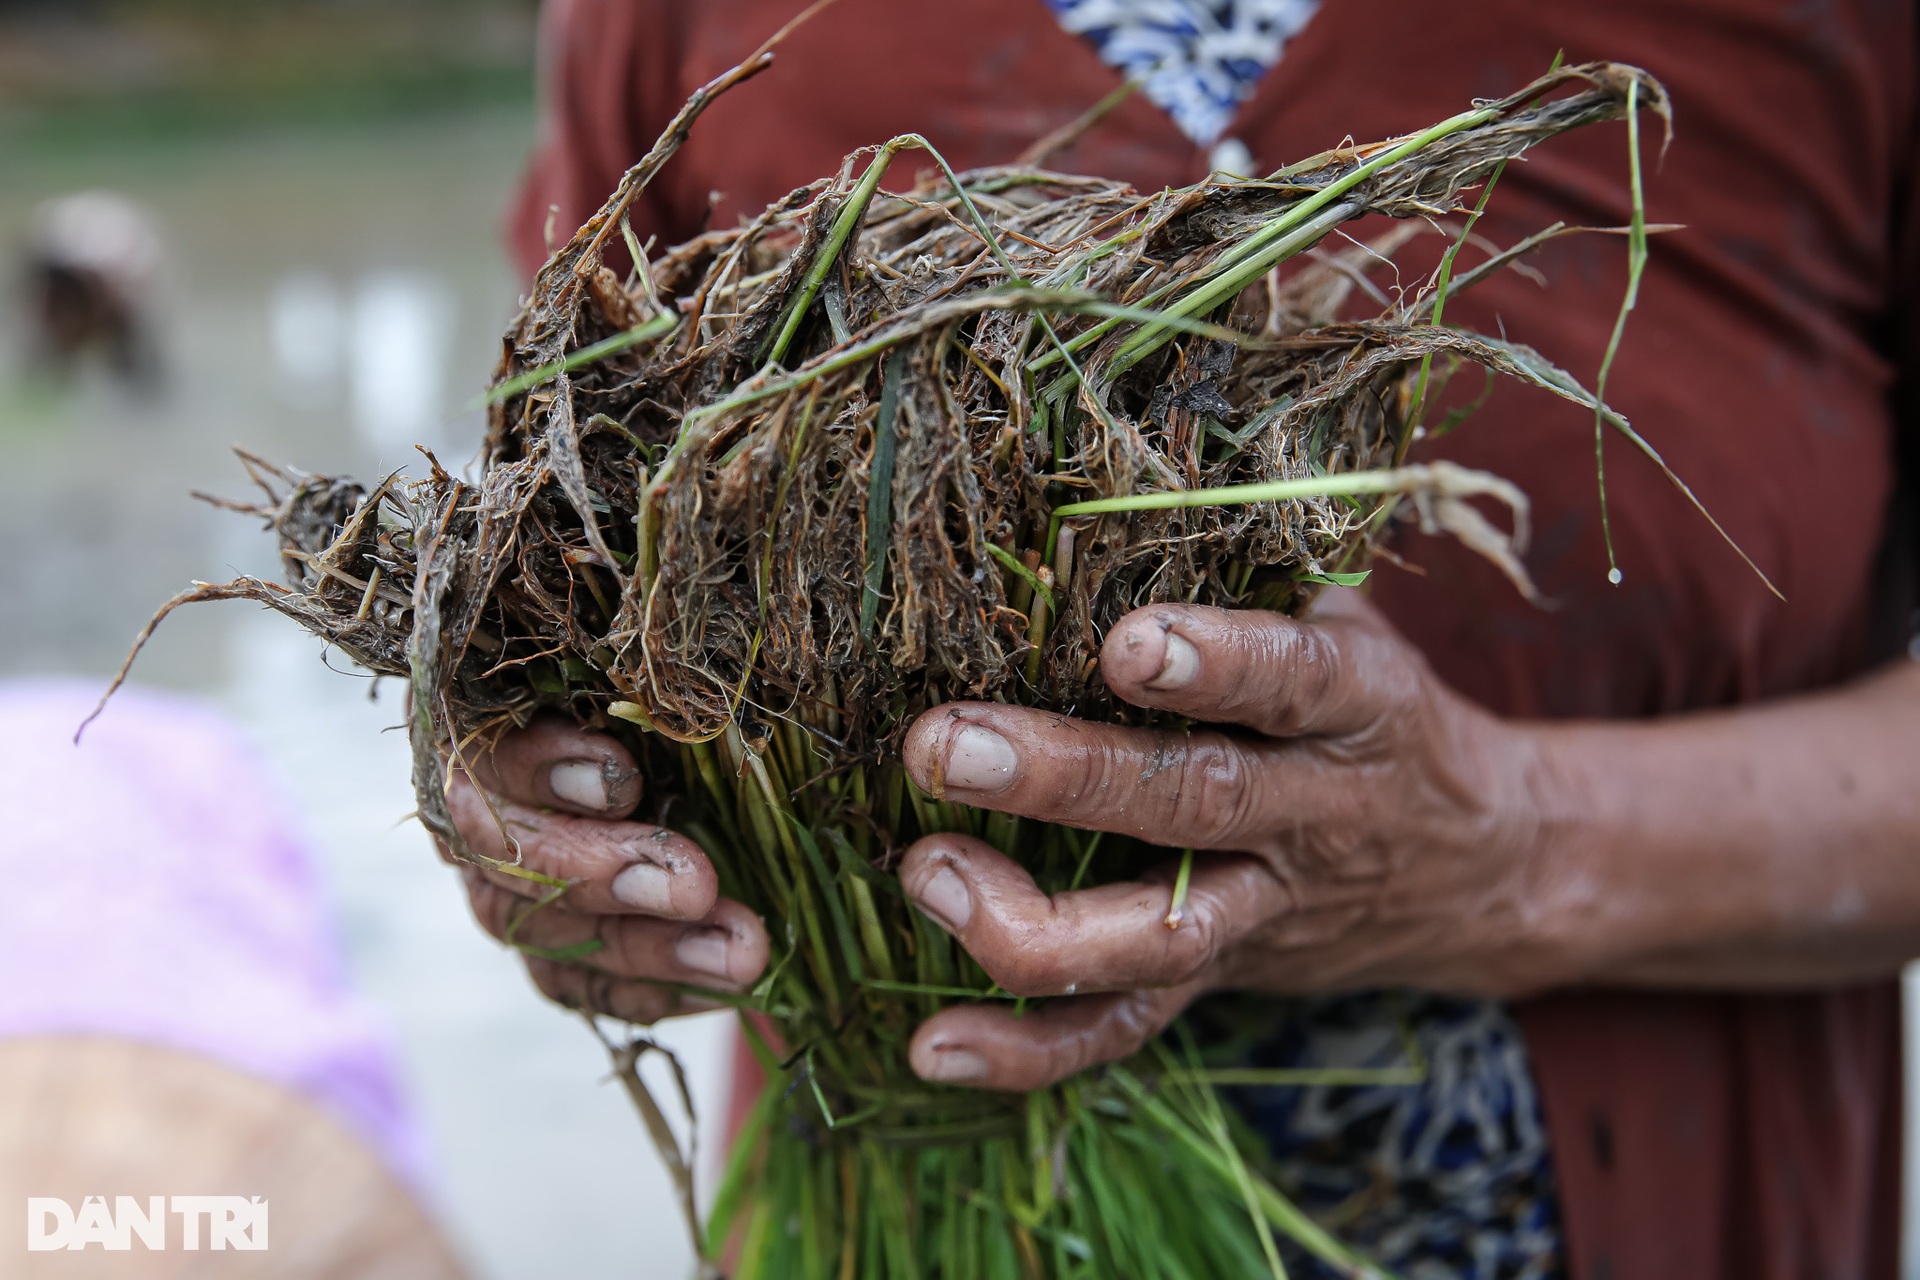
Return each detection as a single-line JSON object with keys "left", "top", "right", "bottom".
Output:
{"left": 895, "top": 588, "right": 1587, "bottom": 1092}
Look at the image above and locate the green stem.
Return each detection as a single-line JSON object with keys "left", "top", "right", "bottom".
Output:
{"left": 1401, "top": 159, "right": 1509, "bottom": 457}
{"left": 484, "top": 311, "right": 678, "bottom": 406}
{"left": 1112, "top": 1069, "right": 1385, "bottom": 1279}
{"left": 1592, "top": 78, "right": 1647, "bottom": 586}
{"left": 1164, "top": 848, "right": 1195, "bottom": 929}
{"left": 763, "top": 140, "right": 907, "bottom": 370}
{"left": 1102, "top": 199, "right": 1359, "bottom": 380}
{"left": 1031, "top": 100, "right": 1503, "bottom": 381}
{"left": 860, "top": 354, "right": 904, "bottom": 641}
{"left": 1047, "top": 465, "right": 1450, "bottom": 551}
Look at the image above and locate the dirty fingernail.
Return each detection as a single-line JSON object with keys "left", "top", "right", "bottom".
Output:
{"left": 675, "top": 928, "right": 733, "bottom": 982}
{"left": 913, "top": 865, "right": 973, "bottom": 933}
{"left": 1148, "top": 633, "right": 1199, "bottom": 690}
{"left": 916, "top": 1043, "right": 993, "bottom": 1084}
{"left": 944, "top": 724, "right": 1017, "bottom": 792}
{"left": 611, "top": 861, "right": 673, "bottom": 913}
{"left": 547, "top": 759, "right": 610, "bottom": 811}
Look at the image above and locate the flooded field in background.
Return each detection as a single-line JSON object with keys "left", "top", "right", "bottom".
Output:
{"left": 0, "top": 108, "right": 728, "bottom": 1280}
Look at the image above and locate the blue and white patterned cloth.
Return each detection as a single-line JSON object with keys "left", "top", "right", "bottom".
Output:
{"left": 1224, "top": 994, "right": 1565, "bottom": 1280}
{"left": 1040, "top": 0, "right": 1322, "bottom": 145}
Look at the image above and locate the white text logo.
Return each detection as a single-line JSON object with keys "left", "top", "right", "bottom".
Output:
{"left": 25, "top": 1197, "right": 268, "bottom": 1251}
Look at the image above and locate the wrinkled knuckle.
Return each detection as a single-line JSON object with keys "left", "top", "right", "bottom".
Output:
{"left": 1108, "top": 993, "right": 1166, "bottom": 1053}
{"left": 595, "top": 916, "right": 653, "bottom": 978}
{"left": 1034, "top": 1007, "right": 1117, "bottom": 1084}
{"left": 983, "top": 917, "right": 1075, "bottom": 997}
{"left": 1270, "top": 629, "right": 1341, "bottom": 733}
{"left": 610, "top": 982, "right": 674, "bottom": 1025}
{"left": 523, "top": 956, "right": 575, "bottom": 1004}
{"left": 578, "top": 970, "right": 621, "bottom": 1019}
{"left": 988, "top": 938, "right": 1067, "bottom": 998}
{"left": 528, "top": 961, "right": 669, "bottom": 1024}
{"left": 1174, "top": 740, "right": 1260, "bottom": 848}
{"left": 1040, "top": 1036, "right": 1093, "bottom": 1088}
{"left": 468, "top": 882, "right": 515, "bottom": 940}
{"left": 1061, "top": 737, "right": 1126, "bottom": 821}
{"left": 1162, "top": 902, "right": 1224, "bottom": 986}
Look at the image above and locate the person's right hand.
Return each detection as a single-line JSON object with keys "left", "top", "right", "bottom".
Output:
{"left": 443, "top": 719, "right": 771, "bottom": 1023}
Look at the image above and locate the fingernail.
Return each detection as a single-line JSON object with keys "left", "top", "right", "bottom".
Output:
{"left": 944, "top": 724, "right": 1017, "bottom": 792}
{"left": 675, "top": 928, "right": 733, "bottom": 981}
{"left": 1147, "top": 632, "right": 1199, "bottom": 690}
{"left": 548, "top": 759, "right": 610, "bottom": 811}
{"left": 611, "top": 861, "right": 673, "bottom": 913}
{"left": 913, "top": 865, "right": 972, "bottom": 933}
{"left": 918, "top": 1043, "right": 993, "bottom": 1084}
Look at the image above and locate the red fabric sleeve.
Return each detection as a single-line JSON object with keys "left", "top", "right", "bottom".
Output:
{"left": 507, "top": 0, "right": 692, "bottom": 281}
{"left": 1884, "top": 55, "right": 1920, "bottom": 650}
{"left": 505, "top": 0, "right": 1202, "bottom": 283}
{"left": 1515, "top": 984, "right": 1905, "bottom": 1280}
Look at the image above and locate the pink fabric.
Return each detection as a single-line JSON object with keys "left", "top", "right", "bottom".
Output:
{"left": 0, "top": 678, "right": 431, "bottom": 1195}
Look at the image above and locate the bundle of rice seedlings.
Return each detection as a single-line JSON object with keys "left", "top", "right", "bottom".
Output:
{"left": 106, "top": 50, "right": 1738, "bottom": 1280}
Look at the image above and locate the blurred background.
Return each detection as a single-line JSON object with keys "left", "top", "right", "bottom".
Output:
{"left": 0, "top": 3, "right": 1915, "bottom": 1278}
{"left": 0, "top": 2, "right": 727, "bottom": 1276}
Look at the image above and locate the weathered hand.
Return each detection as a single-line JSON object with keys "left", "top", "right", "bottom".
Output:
{"left": 896, "top": 588, "right": 1567, "bottom": 1091}
{"left": 443, "top": 719, "right": 770, "bottom": 1023}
